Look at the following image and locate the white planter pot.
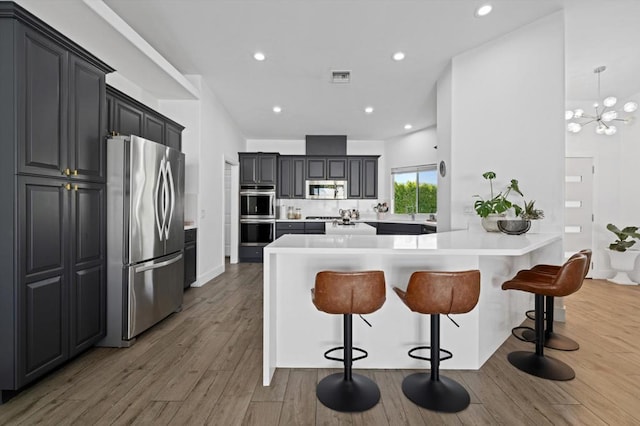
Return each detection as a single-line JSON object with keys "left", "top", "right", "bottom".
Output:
{"left": 606, "top": 249, "right": 640, "bottom": 285}
{"left": 481, "top": 214, "right": 505, "bottom": 232}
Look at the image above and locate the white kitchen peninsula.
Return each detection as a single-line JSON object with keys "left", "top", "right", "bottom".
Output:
{"left": 262, "top": 230, "right": 562, "bottom": 385}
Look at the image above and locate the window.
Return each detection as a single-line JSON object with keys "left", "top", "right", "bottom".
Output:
{"left": 392, "top": 165, "right": 437, "bottom": 214}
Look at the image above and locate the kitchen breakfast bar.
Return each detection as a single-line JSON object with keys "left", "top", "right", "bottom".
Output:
{"left": 262, "top": 230, "right": 562, "bottom": 385}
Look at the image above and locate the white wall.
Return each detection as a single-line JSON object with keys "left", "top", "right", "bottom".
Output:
{"left": 438, "top": 12, "right": 565, "bottom": 236}
{"left": 566, "top": 92, "right": 640, "bottom": 282}
{"left": 160, "top": 76, "right": 246, "bottom": 285}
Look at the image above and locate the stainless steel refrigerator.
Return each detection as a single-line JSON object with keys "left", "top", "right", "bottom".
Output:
{"left": 99, "top": 135, "right": 185, "bottom": 347}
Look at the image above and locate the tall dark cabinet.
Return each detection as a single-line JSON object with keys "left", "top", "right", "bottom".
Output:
{"left": 0, "top": 2, "right": 113, "bottom": 402}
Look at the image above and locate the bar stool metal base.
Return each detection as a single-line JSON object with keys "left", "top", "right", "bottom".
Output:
{"left": 507, "top": 351, "right": 575, "bottom": 381}
{"left": 521, "top": 329, "right": 580, "bottom": 351}
{"left": 401, "top": 373, "right": 470, "bottom": 413}
{"left": 316, "top": 373, "right": 380, "bottom": 412}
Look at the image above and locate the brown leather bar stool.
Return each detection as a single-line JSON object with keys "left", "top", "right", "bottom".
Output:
{"left": 393, "top": 270, "right": 480, "bottom": 413}
{"left": 520, "top": 249, "right": 592, "bottom": 351}
{"left": 502, "top": 253, "right": 588, "bottom": 381}
{"left": 312, "top": 270, "right": 386, "bottom": 412}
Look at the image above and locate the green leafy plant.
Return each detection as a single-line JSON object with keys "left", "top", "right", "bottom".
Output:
{"left": 514, "top": 199, "right": 545, "bottom": 220}
{"left": 473, "top": 171, "right": 523, "bottom": 218}
{"left": 606, "top": 224, "right": 640, "bottom": 252}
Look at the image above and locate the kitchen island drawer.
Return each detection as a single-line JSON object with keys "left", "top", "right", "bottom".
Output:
{"left": 304, "top": 222, "right": 325, "bottom": 234}
{"left": 276, "top": 222, "right": 305, "bottom": 231}
{"left": 239, "top": 246, "right": 264, "bottom": 262}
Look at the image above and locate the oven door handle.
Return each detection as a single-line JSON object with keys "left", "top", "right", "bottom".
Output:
{"left": 240, "top": 219, "right": 276, "bottom": 223}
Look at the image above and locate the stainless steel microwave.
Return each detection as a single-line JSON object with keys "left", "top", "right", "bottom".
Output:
{"left": 305, "top": 180, "right": 347, "bottom": 199}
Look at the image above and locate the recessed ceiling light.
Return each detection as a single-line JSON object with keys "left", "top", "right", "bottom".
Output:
{"left": 364, "top": 106, "right": 374, "bottom": 114}
{"left": 254, "top": 52, "right": 266, "bottom": 61}
{"left": 273, "top": 105, "right": 282, "bottom": 114}
{"left": 475, "top": 4, "right": 492, "bottom": 17}
{"left": 392, "top": 52, "right": 405, "bottom": 61}
{"left": 404, "top": 124, "right": 413, "bottom": 130}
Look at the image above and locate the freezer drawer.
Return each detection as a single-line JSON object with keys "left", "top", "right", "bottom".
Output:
{"left": 126, "top": 252, "right": 184, "bottom": 340}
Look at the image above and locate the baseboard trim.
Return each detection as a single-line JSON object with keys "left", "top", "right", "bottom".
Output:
{"left": 190, "top": 264, "right": 225, "bottom": 287}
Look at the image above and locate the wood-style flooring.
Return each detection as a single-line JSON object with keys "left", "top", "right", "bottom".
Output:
{"left": 1, "top": 261, "right": 639, "bottom": 425}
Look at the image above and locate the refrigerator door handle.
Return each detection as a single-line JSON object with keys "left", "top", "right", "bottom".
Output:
{"left": 154, "top": 157, "right": 166, "bottom": 241}
{"left": 166, "top": 159, "right": 175, "bottom": 237}
{"left": 134, "top": 253, "right": 183, "bottom": 273}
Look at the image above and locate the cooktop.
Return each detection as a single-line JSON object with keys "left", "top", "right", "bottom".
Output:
{"left": 306, "top": 216, "right": 341, "bottom": 220}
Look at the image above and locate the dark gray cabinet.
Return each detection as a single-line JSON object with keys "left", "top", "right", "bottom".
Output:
{"left": 306, "top": 158, "right": 326, "bottom": 179}
{"left": 276, "top": 221, "right": 325, "bottom": 239}
{"left": 184, "top": 228, "right": 197, "bottom": 289}
{"left": 16, "top": 25, "right": 106, "bottom": 182}
{"left": 106, "top": 85, "right": 184, "bottom": 151}
{"left": 327, "top": 158, "right": 347, "bottom": 179}
{"left": 0, "top": 2, "right": 112, "bottom": 402}
{"left": 347, "top": 157, "right": 378, "bottom": 199}
{"left": 305, "top": 157, "right": 347, "bottom": 180}
{"left": 278, "top": 156, "right": 305, "bottom": 199}
{"left": 239, "top": 153, "right": 277, "bottom": 185}
{"left": 376, "top": 222, "right": 436, "bottom": 235}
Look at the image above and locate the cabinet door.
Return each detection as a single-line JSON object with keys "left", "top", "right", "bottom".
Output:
{"left": 69, "top": 183, "right": 105, "bottom": 356}
{"left": 113, "top": 98, "right": 144, "bottom": 138}
{"left": 277, "top": 157, "right": 292, "bottom": 198}
{"left": 17, "top": 177, "right": 69, "bottom": 386}
{"left": 144, "top": 113, "right": 165, "bottom": 145}
{"left": 306, "top": 158, "right": 325, "bottom": 180}
{"left": 292, "top": 158, "right": 305, "bottom": 198}
{"left": 165, "top": 122, "right": 182, "bottom": 151}
{"left": 69, "top": 54, "right": 106, "bottom": 182}
{"left": 348, "top": 158, "right": 362, "bottom": 198}
{"left": 327, "top": 158, "right": 347, "bottom": 179}
{"left": 363, "top": 158, "right": 378, "bottom": 199}
{"left": 17, "top": 26, "right": 68, "bottom": 178}
{"left": 258, "top": 155, "right": 277, "bottom": 184}
{"left": 184, "top": 242, "right": 197, "bottom": 288}
{"left": 240, "top": 155, "right": 257, "bottom": 184}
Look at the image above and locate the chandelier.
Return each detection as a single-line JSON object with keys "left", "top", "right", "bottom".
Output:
{"left": 565, "top": 66, "right": 637, "bottom": 136}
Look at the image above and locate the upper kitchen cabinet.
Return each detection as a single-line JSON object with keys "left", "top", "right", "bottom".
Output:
{"left": 240, "top": 153, "right": 277, "bottom": 185}
{"left": 106, "top": 85, "right": 184, "bottom": 151}
{"left": 347, "top": 157, "right": 379, "bottom": 199}
{"left": 14, "top": 24, "right": 109, "bottom": 182}
{"left": 278, "top": 156, "right": 305, "bottom": 199}
{"left": 305, "top": 157, "right": 347, "bottom": 180}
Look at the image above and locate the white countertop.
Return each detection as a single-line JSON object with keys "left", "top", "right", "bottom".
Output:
{"left": 264, "top": 230, "right": 560, "bottom": 256}
{"left": 324, "top": 222, "right": 377, "bottom": 235}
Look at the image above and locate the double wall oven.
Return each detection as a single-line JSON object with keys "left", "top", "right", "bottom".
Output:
{"left": 240, "top": 185, "right": 276, "bottom": 246}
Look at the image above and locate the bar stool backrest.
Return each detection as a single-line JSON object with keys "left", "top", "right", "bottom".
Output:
{"left": 313, "top": 271, "right": 386, "bottom": 315}
{"left": 403, "top": 270, "right": 480, "bottom": 315}
{"left": 552, "top": 254, "right": 589, "bottom": 297}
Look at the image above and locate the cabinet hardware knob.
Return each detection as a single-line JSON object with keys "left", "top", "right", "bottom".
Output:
{"left": 74, "top": 184, "right": 78, "bottom": 191}
{"left": 63, "top": 168, "right": 70, "bottom": 176}
{"left": 64, "top": 183, "right": 71, "bottom": 191}
{"left": 73, "top": 169, "right": 78, "bottom": 176}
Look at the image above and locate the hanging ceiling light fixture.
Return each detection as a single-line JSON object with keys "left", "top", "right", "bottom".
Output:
{"left": 566, "top": 66, "right": 638, "bottom": 136}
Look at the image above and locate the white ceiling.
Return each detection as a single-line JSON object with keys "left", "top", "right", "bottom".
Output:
{"left": 15, "top": 0, "right": 640, "bottom": 141}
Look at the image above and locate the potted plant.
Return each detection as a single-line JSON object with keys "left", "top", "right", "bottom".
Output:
{"left": 605, "top": 224, "right": 640, "bottom": 285}
{"left": 473, "top": 171, "right": 523, "bottom": 232}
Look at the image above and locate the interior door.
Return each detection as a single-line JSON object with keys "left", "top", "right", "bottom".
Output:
{"left": 565, "top": 157, "right": 594, "bottom": 274}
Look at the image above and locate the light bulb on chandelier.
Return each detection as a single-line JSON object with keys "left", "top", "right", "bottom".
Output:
{"left": 565, "top": 66, "right": 637, "bottom": 135}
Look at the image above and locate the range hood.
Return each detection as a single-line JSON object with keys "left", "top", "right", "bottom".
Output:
{"left": 305, "top": 135, "right": 347, "bottom": 156}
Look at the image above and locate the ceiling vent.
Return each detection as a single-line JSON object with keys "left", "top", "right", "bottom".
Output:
{"left": 331, "top": 70, "right": 351, "bottom": 84}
